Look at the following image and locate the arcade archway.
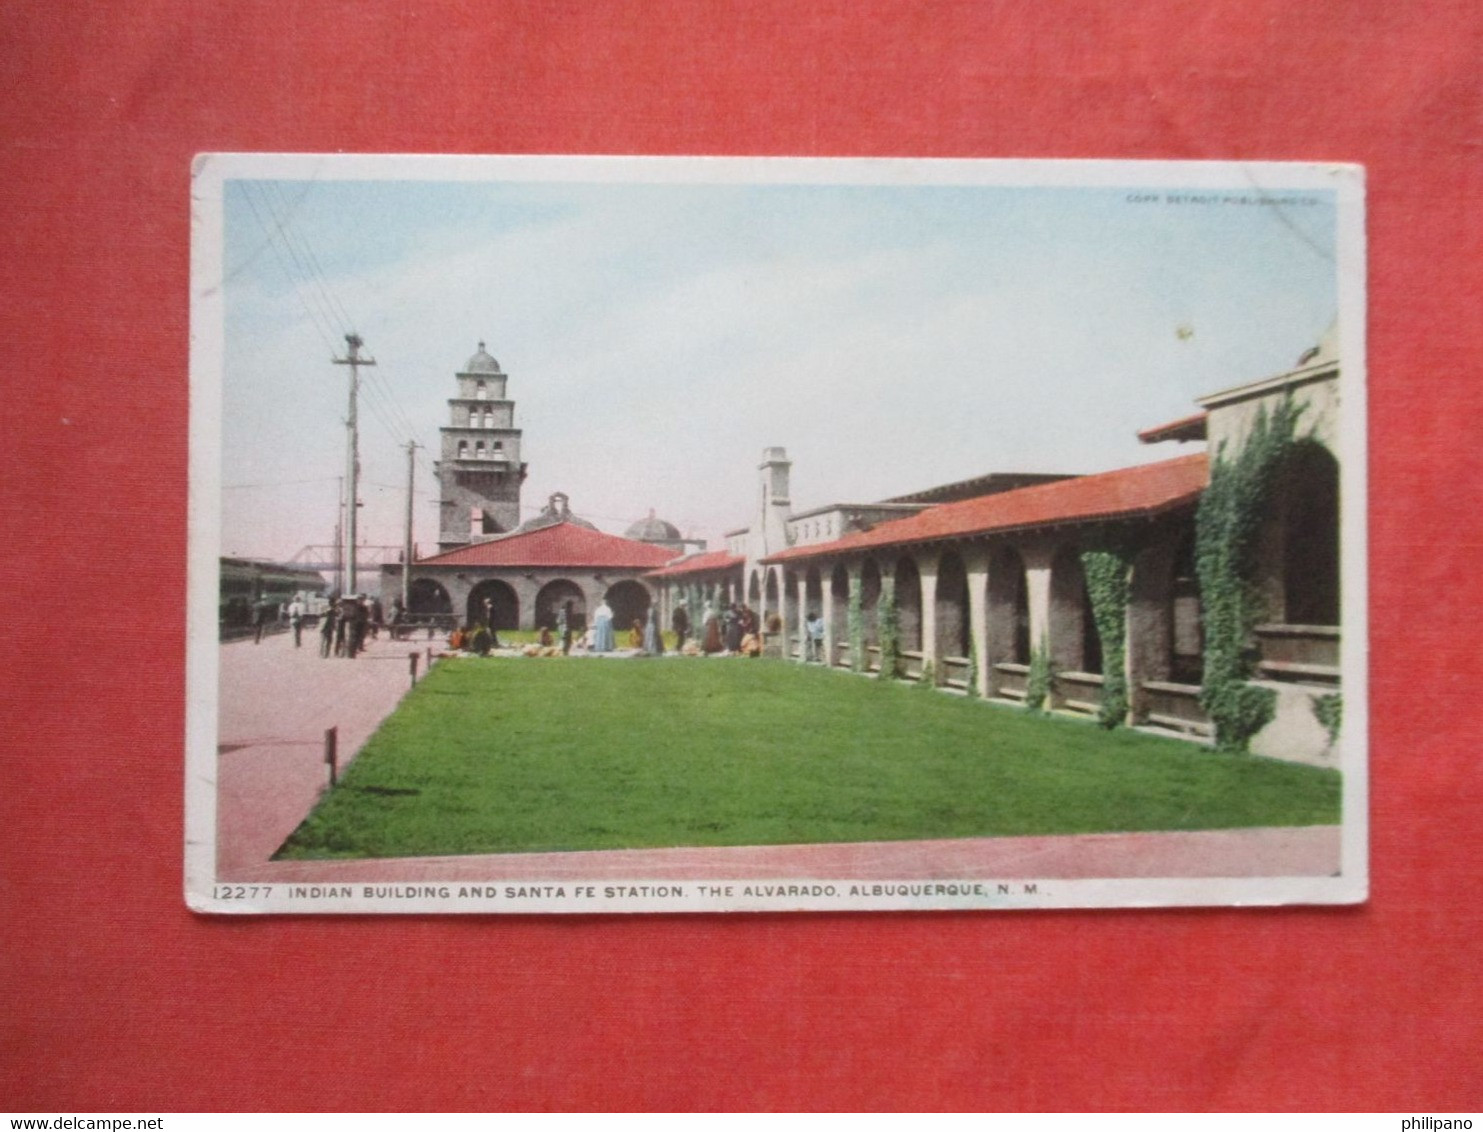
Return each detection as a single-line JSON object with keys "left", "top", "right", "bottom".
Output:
{"left": 604, "top": 580, "right": 651, "bottom": 635}
{"left": 408, "top": 577, "right": 452, "bottom": 618}
{"left": 467, "top": 579, "right": 519, "bottom": 631}
{"left": 535, "top": 579, "right": 587, "bottom": 632}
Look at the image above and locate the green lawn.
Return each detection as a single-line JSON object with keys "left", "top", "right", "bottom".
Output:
{"left": 276, "top": 657, "right": 1341, "bottom": 859}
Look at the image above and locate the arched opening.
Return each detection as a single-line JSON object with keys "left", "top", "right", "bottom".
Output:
{"left": 604, "top": 579, "right": 651, "bottom": 636}
{"left": 782, "top": 568, "right": 801, "bottom": 641}
{"left": 1283, "top": 441, "right": 1340, "bottom": 626}
{"left": 830, "top": 565, "right": 850, "bottom": 665}
{"left": 407, "top": 577, "right": 452, "bottom": 618}
{"left": 475, "top": 380, "right": 487, "bottom": 400}
{"left": 936, "top": 550, "right": 971, "bottom": 658}
{"left": 764, "top": 569, "right": 780, "bottom": 635}
{"left": 1170, "top": 531, "right": 1203, "bottom": 684}
{"left": 747, "top": 571, "right": 761, "bottom": 607}
{"left": 805, "top": 567, "right": 824, "bottom": 614}
{"left": 457, "top": 440, "right": 469, "bottom": 459}
{"left": 895, "top": 555, "right": 922, "bottom": 653}
{"left": 860, "top": 558, "right": 882, "bottom": 650}
{"left": 467, "top": 579, "right": 519, "bottom": 631}
{"left": 987, "top": 545, "right": 1031, "bottom": 670}
{"left": 1048, "top": 547, "right": 1092, "bottom": 674}
{"left": 535, "top": 579, "right": 587, "bottom": 632}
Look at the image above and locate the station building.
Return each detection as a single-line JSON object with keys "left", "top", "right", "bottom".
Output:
{"left": 382, "top": 343, "right": 692, "bottom": 632}
{"left": 647, "top": 328, "right": 1344, "bottom": 765}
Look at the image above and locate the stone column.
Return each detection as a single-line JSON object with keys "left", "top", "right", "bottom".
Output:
{"left": 1022, "top": 544, "right": 1055, "bottom": 662}
{"left": 918, "top": 556, "right": 940, "bottom": 684}
{"left": 445, "top": 573, "right": 474, "bottom": 626}
{"left": 847, "top": 561, "right": 864, "bottom": 672}
{"left": 795, "top": 572, "right": 809, "bottom": 663}
{"left": 772, "top": 567, "right": 787, "bottom": 656}
{"left": 964, "top": 547, "right": 990, "bottom": 698}
{"left": 821, "top": 565, "right": 836, "bottom": 667}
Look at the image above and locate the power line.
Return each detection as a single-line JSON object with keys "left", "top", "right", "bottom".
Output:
{"left": 237, "top": 184, "right": 340, "bottom": 355}
{"left": 258, "top": 182, "right": 352, "bottom": 341}
{"left": 249, "top": 182, "right": 346, "bottom": 344}
{"left": 269, "top": 182, "right": 360, "bottom": 330}
{"left": 222, "top": 179, "right": 317, "bottom": 285}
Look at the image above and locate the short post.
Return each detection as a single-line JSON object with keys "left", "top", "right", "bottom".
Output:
{"left": 409, "top": 651, "right": 419, "bottom": 688}
{"left": 324, "top": 726, "right": 338, "bottom": 788}
{"left": 426, "top": 645, "right": 433, "bottom": 670}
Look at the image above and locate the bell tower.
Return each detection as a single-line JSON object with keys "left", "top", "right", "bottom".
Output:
{"left": 749, "top": 446, "right": 792, "bottom": 560}
{"left": 435, "top": 341, "right": 527, "bottom": 551}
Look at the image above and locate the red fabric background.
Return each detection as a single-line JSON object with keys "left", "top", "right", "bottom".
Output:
{"left": 2, "top": 1, "right": 1480, "bottom": 1112}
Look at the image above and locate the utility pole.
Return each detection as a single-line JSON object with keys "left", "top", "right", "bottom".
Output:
{"left": 332, "top": 333, "right": 375, "bottom": 595}
{"left": 402, "top": 440, "right": 420, "bottom": 613}
{"left": 333, "top": 475, "right": 344, "bottom": 595}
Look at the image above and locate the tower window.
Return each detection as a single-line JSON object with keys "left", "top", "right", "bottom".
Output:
{"left": 457, "top": 440, "right": 468, "bottom": 459}
{"left": 476, "top": 381, "right": 487, "bottom": 401}
{"left": 483, "top": 410, "right": 493, "bottom": 428}
{"left": 475, "top": 441, "right": 486, "bottom": 459}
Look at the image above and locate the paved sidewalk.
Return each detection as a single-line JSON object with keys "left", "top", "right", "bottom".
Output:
{"left": 216, "top": 629, "right": 434, "bottom": 873}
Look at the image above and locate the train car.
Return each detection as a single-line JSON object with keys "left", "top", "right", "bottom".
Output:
{"left": 219, "top": 557, "right": 329, "bottom": 639}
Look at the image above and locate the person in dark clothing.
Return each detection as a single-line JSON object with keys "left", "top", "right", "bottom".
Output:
{"left": 671, "top": 602, "right": 690, "bottom": 651}
{"left": 723, "top": 605, "right": 742, "bottom": 653}
{"left": 558, "top": 600, "right": 574, "bottom": 656}
{"left": 252, "top": 597, "right": 271, "bottom": 644}
{"left": 319, "top": 607, "right": 337, "bottom": 658}
{"left": 480, "top": 598, "right": 502, "bottom": 650}
{"left": 348, "top": 596, "right": 369, "bottom": 657}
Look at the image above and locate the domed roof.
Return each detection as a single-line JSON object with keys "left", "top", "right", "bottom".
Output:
{"left": 462, "top": 340, "right": 502, "bottom": 374}
{"left": 514, "top": 492, "right": 598, "bottom": 535}
{"left": 625, "top": 509, "right": 682, "bottom": 542}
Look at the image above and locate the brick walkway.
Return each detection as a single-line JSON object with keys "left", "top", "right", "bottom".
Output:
{"left": 215, "top": 635, "right": 1341, "bottom": 884}
{"left": 228, "top": 825, "right": 1340, "bottom": 885}
{"left": 216, "top": 628, "right": 436, "bottom": 874}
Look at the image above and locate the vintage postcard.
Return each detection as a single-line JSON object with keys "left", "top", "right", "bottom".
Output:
{"left": 187, "top": 155, "right": 1366, "bottom": 913}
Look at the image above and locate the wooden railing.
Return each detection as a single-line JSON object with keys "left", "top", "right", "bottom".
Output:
{"left": 1140, "top": 680, "right": 1213, "bottom": 738}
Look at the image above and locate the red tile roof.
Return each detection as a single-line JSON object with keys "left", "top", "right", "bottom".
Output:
{"left": 763, "top": 453, "right": 1209, "bottom": 564}
{"left": 645, "top": 549, "right": 745, "bottom": 579}
{"left": 416, "top": 522, "right": 676, "bottom": 569}
{"left": 1138, "top": 410, "right": 1208, "bottom": 445}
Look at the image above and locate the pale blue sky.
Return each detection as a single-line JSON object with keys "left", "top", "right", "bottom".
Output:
{"left": 220, "top": 172, "right": 1337, "bottom": 561}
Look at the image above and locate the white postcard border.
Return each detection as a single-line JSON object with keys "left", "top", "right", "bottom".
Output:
{"left": 187, "top": 154, "right": 1367, "bottom": 915}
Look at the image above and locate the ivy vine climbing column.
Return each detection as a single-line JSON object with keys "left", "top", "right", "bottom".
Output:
{"left": 1080, "top": 546, "right": 1133, "bottom": 729}
{"left": 877, "top": 570, "right": 899, "bottom": 680}
{"left": 847, "top": 568, "right": 864, "bottom": 673}
{"left": 1195, "top": 396, "right": 1303, "bottom": 751}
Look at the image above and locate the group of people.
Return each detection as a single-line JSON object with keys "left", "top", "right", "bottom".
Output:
{"left": 687, "top": 601, "right": 766, "bottom": 657}
{"left": 668, "top": 600, "right": 827, "bottom": 661}
{"left": 443, "top": 598, "right": 674, "bottom": 658}
{"left": 316, "top": 594, "right": 383, "bottom": 659}
{"left": 574, "top": 600, "right": 668, "bottom": 656}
